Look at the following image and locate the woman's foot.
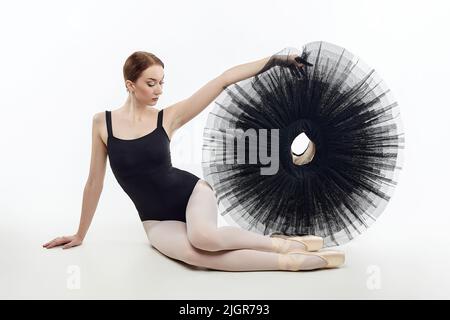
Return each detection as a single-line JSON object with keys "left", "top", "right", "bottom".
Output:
{"left": 278, "top": 250, "right": 345, "bottom": 271}
{"left": 270, "top": 234, "right": 324, "bottom": 253}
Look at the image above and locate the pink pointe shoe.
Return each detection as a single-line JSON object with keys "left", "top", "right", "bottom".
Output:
{"left": 279, "top": 249, "right": 345, "bottom": 271}
{"left": 270, "top": 233, "right": 324, "bottom": 253}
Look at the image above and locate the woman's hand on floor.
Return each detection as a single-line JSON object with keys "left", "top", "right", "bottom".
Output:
{"left": 42, "top": 234, "right": 83, "bottom": 249}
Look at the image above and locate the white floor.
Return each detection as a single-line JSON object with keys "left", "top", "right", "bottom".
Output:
{"left": 2, "top": 197, "right": 449, "bottom": 299}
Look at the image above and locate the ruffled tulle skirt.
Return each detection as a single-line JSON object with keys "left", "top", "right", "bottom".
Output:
{"left": 202, "top": 41, "right": 405, "bottom": 246}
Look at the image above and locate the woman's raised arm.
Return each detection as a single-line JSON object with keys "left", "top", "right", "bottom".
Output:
{"left": 164, "top": 54, "right": 305, "bottom": 134}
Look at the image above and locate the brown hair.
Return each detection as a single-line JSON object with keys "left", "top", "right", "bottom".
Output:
{"left": 123, "top": 51, "right": 164, "bottom": 91}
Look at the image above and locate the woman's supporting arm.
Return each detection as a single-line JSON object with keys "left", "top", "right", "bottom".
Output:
{"left": 76, "top": 113, "right": 107, "bottom": 240}
{"left": 43, "top": 113, "right": 107, "bottom": 249}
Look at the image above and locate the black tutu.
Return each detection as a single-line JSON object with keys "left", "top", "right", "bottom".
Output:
{"left": 202, "top": 41, "right": 405, "bottom": 246}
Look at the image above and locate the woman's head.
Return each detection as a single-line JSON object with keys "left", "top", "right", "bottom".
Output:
{"left": 123, "top": 51, "right": 165, "bottom": 105}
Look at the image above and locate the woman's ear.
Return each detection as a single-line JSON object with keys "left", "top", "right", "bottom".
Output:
{"left": 125, "top": 80, "right": 135, "bottom": 92}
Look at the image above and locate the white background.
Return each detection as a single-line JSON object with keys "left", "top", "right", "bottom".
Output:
{"left": 1, "top": 0, "right": 449, "bottom": 299}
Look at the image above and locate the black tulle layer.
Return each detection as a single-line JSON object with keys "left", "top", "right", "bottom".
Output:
{"left": 202, "top": 41, "right": 405, "bottom": 246}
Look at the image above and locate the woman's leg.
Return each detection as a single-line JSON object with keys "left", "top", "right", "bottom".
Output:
{"left": 185, "top": 180, "right": 307, "bottom": 252}
{"left": 144, "top": 220, "right": 326, "bottom": 271}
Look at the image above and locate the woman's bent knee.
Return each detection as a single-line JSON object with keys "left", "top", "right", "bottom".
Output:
{"left": 188, "top": 229, "right": 223, "bottom": 252}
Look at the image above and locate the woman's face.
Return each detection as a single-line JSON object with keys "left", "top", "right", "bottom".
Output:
{"left": 127, "top": 65, "right": 165, "bottom": 105}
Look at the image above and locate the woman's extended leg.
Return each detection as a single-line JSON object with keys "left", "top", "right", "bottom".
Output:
{"left": 185, "top": 180, "right": 308, "bottom": 253}
{"left": 143, "top": 220, "right": 327, "bottom": 271}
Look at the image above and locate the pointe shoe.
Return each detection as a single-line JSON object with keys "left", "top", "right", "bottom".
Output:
{"left": 278, "top": 250, "right": 345, "bottom": 271}
{"left": 270, "top": 233, "right": 324, "bottom": 252}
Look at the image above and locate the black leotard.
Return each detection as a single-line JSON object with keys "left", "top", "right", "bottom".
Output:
{"left": 105, "top": 108, "right": 200, "bottom": 222}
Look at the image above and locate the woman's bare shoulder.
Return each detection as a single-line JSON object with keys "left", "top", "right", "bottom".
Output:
{"left": 92, "top": 111, "right": 107, "bottom": 130}
{"left": 92, "top": 111, "right": 108, "bottom": 145}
